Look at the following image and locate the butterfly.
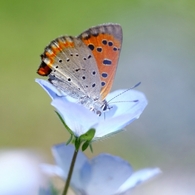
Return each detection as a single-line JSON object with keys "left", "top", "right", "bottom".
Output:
{"left": 37, "top": 23, "right": 122, "bottom": 115}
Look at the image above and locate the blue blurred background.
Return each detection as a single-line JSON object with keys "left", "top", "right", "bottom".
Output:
{"left": 0, "top": 0, "right": 195, "bottom": 194}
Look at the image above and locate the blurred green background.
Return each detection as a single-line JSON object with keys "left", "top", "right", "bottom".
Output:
{"left": 1, "top": 0, "right": 195, "bottom": 194}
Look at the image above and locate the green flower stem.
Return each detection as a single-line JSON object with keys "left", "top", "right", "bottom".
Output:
{"left": 62, "top": 147, "right": 79, "bottom": 195}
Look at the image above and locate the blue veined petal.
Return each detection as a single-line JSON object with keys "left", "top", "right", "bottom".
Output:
{"left": 0, "top": 150, "right": 46, "bottom": 195}
{"left": 95, "top": 90, "right": 148, "bottom": 138}
{"left": 116, "top": 168, "right": 162, "bottom": 193}
{"left": 35, "top": 79, "right": 63, "bottom": 100}
{"left": 35, "top": 79, "right": 80, "bottom": 103}
{"left": 105, "top": 89, "right": 148, "bottom": 118}
{"left": 94, "top": 114, "right": 137, "bottom": 138}
{"left": 51, "top": 98, "right": 99, "bottom": 137}
{"left": 80, "top": 153, "right": 133, "bottom": 195}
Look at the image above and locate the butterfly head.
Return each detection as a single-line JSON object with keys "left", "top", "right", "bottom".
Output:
{"left": 80, "top": 96, "right": 110, "bottom": 116}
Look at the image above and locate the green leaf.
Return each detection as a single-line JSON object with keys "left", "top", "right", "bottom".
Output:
{"left": 82, "top": 141, "right": 90, "bottom": 151}
{"left": 79, "top": 129, "right": 95, "bottom": 151}
{"left": 55, "top": 111, "right": 73, "bottom": 135}
{"left": 80, "top": 128, "right": 95, "bottom": 142}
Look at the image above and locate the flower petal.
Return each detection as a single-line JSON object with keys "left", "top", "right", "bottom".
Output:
{"left": 40, "top": 164, "right": 64, "bottom": 178}
{"left": 94, "top": 90, "right": 148, "bottom": 138}
{"left": 106, "top": 89, "right": 148, "bottom": 118}
{"left": 80, "top": 154, "right": 133, "bottom": 195}
{"left": 116, "top": 167, "right": 162, "bottom": 193}
{"left": 94, "top": 114, "right": 136, "bottom": 138}
{"left": 0, "top": 150, "right": 46, "bottom": 195}
{"left": 35, "top": 79, "right": 81, "bottom": 103}
{"left": 35, "top": 79, "right": 63, "bottom": 100}
{"left": 51, "top": 98, "right": 99, "bottom": 136}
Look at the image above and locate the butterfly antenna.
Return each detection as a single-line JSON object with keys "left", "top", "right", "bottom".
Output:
{"left": 107, "top": 82, "right": 141, "bottom": 103}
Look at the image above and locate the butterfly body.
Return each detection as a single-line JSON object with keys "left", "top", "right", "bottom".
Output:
{"left": 37, "top": 24, "right": 122, "bottom": 115}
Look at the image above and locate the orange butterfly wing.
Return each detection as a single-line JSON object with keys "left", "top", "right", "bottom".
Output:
{"left": 78, "top": 24, "right": 123, "bottom": 100}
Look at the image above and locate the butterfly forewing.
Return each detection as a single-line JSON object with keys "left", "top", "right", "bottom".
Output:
{"left": 78, "top": 24, "right": 123, "bottom": 100}
{"left": 38, "top": 36, "right": 102, "bottom": 100}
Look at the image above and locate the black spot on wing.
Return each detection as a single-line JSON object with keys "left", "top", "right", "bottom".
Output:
{"left": 103, "top": 59, "right": 112, "bottom": 65}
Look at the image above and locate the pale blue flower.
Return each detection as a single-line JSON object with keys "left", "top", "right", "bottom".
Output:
{"left": 41, "top": 143, "right": 161, "bottom": 195}
{"left": 35, "top": 79, "right": 148, "bottom": 139}
{"left": 0, "top": 150, "right": 47, "bottom": 195}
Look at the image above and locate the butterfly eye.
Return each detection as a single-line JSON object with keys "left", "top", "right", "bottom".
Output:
{"left": 101, "top": 100, "right": 110, "bottom": 112}
{"left": 101, "top": 103, "right": 107, "bottom": 111}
